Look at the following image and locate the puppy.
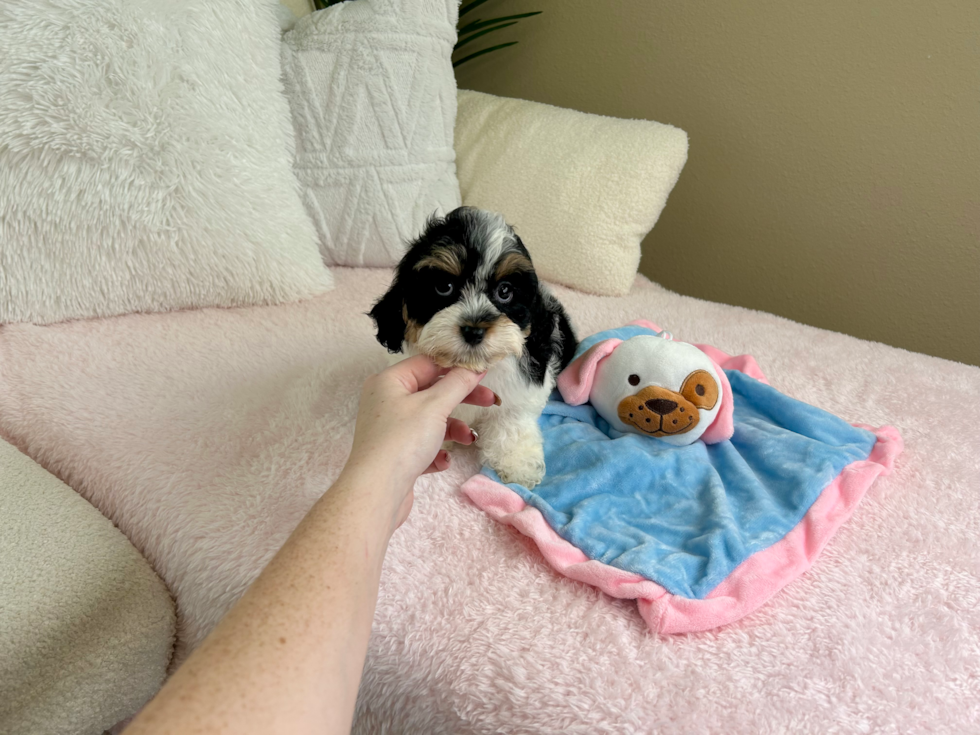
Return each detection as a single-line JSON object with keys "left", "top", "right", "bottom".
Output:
{"left": 369, "top": 206, "right": 577, "bottom": 488}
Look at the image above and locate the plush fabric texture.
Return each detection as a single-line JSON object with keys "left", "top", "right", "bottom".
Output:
{"left": 455, "top": 90, "right": 689, "bottom": 296}
{"left": 0, "top": 269, "right": 977, "bottom": 732}
{"left": 462, "top": 328, "right": 902, "bottom": 631}
{"left": 0, "top": 0, "right": 332, "bottom": 325}
{"left": 480, "top": 369, "right": 881, "bottom": 599}
{"left": 557, "top": 323, "right": 734, "bottom": 445}
{"left": 281, "top": 0, "right": 461, "bottom": 266}
{"left": 464, "top": 425, "right": 899, "bottom": 636}
{"left": 0, "top": 439, "right": 174, "bottom": 735}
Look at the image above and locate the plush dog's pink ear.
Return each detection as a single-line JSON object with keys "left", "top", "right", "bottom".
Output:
{"left": 627, "top": 319, "right": 664, "bottom": 334}
{"left": 699, "top": 356, "right": 735, "bottom": 444}
{"left": 557, "top": 339, "right": 622, "bottom": 405}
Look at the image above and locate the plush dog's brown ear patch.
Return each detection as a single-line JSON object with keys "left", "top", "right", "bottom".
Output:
{"left": 495, "top": 251, "right": 533, "bottom": 280}
{"left": 681, "top": 370, "right": 719, "bottom": 410}
{"left": 414, "top": 243, "right": 466, "bottom": 276}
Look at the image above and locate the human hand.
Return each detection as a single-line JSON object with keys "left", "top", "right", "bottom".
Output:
{"left": 343, "top": 355, "right": 497, "bottom": 530}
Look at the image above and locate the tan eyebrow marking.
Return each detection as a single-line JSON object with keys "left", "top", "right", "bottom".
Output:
{"left": 405, "top": 319, "right": 422, "bottom": 345}
{"left": 402, "top": 303, "right": 422, "bottom": 345}
{"left": 414, "top": 243, "right": 466, "bottom": 276}
{"left": 495, "top": 251, "right": 533, "bottom": 280}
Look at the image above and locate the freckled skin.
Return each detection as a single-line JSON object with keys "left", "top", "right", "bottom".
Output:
{"left": 125, "top": 357, "right": 495, "bottom": 735}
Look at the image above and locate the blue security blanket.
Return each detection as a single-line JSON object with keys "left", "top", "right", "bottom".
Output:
{"left": 481, "top": 370, "right": 878, "bottom": 600}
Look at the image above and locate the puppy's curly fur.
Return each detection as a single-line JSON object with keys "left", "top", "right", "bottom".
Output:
{"left": 370, "top": 207, "right": 577, "bottom": 487}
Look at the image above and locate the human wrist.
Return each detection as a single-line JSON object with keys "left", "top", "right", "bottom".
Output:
{"left": 335, "top": 458, "right": 412, "bottom": 530}
{"left": 339, "top": 450, "right": 401, "bottom": 489}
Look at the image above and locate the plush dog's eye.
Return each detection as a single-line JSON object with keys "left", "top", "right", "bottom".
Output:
{"left": 628, "top": 374, "right": 641, "bottom": 386}
{"left": 494, "top": 281, "right": 514, "bottom": 304}
{"left": 435, "top": 281, "right": 454, "bottom": 297}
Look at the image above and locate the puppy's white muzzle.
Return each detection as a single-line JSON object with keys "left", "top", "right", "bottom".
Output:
{"left": 416, "top": 299, "right": 524, "bottom": 372}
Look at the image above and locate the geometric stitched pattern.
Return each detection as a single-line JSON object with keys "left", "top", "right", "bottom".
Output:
{"left": 281, "top": 0, "right": 461, "bottom": 266}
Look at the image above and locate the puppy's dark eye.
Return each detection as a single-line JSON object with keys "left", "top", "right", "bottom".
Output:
{"left": 435, "top": 281, "right": 454, "bottom": 297}
{"left": 494, "top": 281, "right": 514, "bottom": 304}
{"left": 628, "top": 374, "right": 640, "bottom": 386}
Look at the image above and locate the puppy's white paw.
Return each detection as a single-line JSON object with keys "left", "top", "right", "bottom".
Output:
{"left": 484, "top": 441, "right": 546, "bottom": 489}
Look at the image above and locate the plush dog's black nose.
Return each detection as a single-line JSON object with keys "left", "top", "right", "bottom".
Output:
{"left": 646, "top": 398, "right": 678, "bottom": 415}
{"left": 460, "top": 325, "right": 486, "bottom": 345}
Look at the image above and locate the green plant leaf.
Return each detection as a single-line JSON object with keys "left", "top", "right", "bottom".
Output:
{"left": 454, "top": 21, "right": 518, "bottom": 50}
{"left": 452, "top": 41, "right": 518, "bottom": 68}
{"left": 458, "top": 11, "right": 541, "bottom": 35}
{"left": 459, "top": 0, "right": 492, "bottom": 18}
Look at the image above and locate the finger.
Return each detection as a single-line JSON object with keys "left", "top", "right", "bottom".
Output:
{"left": 422, "top": 449, "right": 451, "bottom": 474}
{"left": 445, "top": 417, "right": 477, "bottom": 445}
{"left": 386, "top": 354, "right": 450, "bottom": 394}
{"left": 460, "top": 385, "right": 499, "bottom": 408}
{"left": 424, "top": 367, "right": 487, "bottom": 413}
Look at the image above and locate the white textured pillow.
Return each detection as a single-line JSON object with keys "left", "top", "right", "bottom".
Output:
{"left": 455, "top": 90, "right": 689, "bottom": 296}
{"left": 281, "top": 0, "right": 461, "bottom": 267}
{"left": 0, "top": 0, "right": 332, "bottom": 325}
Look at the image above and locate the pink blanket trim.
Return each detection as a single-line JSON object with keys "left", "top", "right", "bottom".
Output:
{"left": 461, "top": 426, "right": 901, "bottom": 635}
{"left": 462, "top": 335, "right": 903, "bottom": 634}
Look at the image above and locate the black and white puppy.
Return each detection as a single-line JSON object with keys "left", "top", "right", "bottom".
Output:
{"left": 369, "top": 206, "right": 577, "bottom": 487}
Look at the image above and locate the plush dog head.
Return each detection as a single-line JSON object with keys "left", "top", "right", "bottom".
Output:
{"left": 369, "top": 207, "right": 543, "bottom": 372}
{"left": 557, "top": 323, "right": 734, "bottom": 445}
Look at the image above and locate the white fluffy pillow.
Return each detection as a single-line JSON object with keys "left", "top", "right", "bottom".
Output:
{"left": 454, "top": 90, "right": 689, "bottom": 296}
{"left": 281, "top": 0, "right": 461, "bottom": 267}
{"left": 0, "top": 0, "right": 332, "bottom": 325}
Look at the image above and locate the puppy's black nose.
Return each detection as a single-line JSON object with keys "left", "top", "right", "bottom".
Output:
{"left": 645, "top": 398, "right": 678, "bottom": 415}
{"left": 460, "top": 325, "right": 486, "bottom": 345}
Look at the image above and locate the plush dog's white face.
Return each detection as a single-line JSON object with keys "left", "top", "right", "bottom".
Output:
{"left": 591, "top": 336, "right": 723, "bottom": 445}
{"left": 370, "top": 207, "right": 547, "bottom": 374}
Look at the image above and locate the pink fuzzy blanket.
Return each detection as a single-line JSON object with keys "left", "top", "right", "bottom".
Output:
{"left": 1, "top": 268, "right": 978, "bottom": 733}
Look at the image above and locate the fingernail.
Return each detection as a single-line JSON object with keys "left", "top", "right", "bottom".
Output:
{"left": 493, "top": 392, "right": 502, "bottom": 406}
{"left": 470, "top": 428, "right": 479, "bottom": 442}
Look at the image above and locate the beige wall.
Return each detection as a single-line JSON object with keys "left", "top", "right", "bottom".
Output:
{"left": 456, "top": 0, "right": 979, "bottom": 366}
{"left": 281, "top": 0, "right": 313, "bottom": 17}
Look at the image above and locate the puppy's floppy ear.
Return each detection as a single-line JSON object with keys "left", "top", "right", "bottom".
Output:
{"left": 369, "top": 281, "right": 406, "bottom": 353}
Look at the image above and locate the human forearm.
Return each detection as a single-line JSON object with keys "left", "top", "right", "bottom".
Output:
{"left": 127, "top": 358, "right": 491, "bottom": 734}
{"left": 127, "top": 465, "right": 400, "bottom": 735}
